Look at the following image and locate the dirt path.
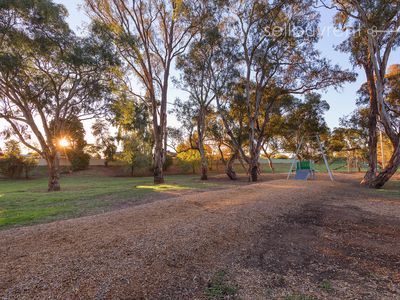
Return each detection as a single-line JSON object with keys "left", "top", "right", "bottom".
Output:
{"left": 1, "top": 178, "right": 399, "bottom": 299}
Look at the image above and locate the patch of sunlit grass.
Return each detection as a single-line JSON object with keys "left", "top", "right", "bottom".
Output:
{"left": 135, "top": 184, "right": 189, "bottom": 191}
{"left": 0, "top": 175, "right": 223, "bottom": 229}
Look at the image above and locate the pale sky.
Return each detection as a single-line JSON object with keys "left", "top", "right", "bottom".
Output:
{"left": 54, "top": 0, "right": 368, "bottom": 129}
{"left": 1, "top": 0, "right": 399, "bottom": 150}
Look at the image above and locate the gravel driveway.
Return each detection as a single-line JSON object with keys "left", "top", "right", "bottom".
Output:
{"left": 1, "top": 177, "right": 399, "bottom": 299}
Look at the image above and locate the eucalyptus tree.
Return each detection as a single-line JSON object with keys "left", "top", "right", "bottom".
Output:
{"left": 208, "top": 117, "right": 241, "bottom": 180}
{"left": 91, "top": 119, "right": 117, "bottom": 166}
{"left": 325, "top": 0, "right": 400, "bottom": 187}
{"left": 280, "top": 94, "right": 331, "bottom": 160}
{"left": 330, "top": 108, "right": 370, "bottom": 170}
{"left": 0, "top": 0, "right": 116, "bottom": 191}
{"left": 215, "top": 0, "right": 354, "bottom": 182}
{"left": 110, "top": 95, "right": 154, "bottom": 175}
{"left": 173, "top": 17, "right": 235, "bottom": 180}
{"left": 85, "top": 0, "right": 205, "bottom": 184}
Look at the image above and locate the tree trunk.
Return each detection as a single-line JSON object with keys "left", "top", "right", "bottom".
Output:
{"left": 200, "top": 161, "right": 208, "bottom": 180}
{"left": 153, "top": 143, "right": 164, "bottom": 184}
{"left": 250, "top": 165, "right": 258, "bottom": 182}
{"left": 361, "top": 112, "right": 378, "bottom": 184}
{"left": 47, "top": 153, "right": 61, "bottom": 192}
{"left": 361, "top": 55, "right": 379, "bottom": 186}
{"left": 266, "top": 156, "right": 275, "bottom": 173}
{"left": 249, "top": 158, "right": 259, "bottom": 182}
{"left": 225, "top": 153, "right": 237, "bottom": 180}
{"left": 367, "top": 144, "right": 400, "bottom": 188}
{"left": 198, "top": 138, "right": 208, "bottom": 180}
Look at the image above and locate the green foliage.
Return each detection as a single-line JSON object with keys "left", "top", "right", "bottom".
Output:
{"left": 331, "top": 108, "right": 369, "bottom": 160}
{"left": 4, "top": 140, "right": 21, "bottom": 156}
{"left": 319, "top": 280, "right": 333, "bottom": 293}
{"left": 205, "top": 270, "right": 238, "bottom": 298}
{"left": 67, "top": 150, "right": 90, "bottom": 171}
{"left": 117, "top": 132, "right": 152, "bottom": 176}
{"left": 0, "top": 141, "right": 37, "bottom": 178}
{"left": 0, "top": 0, "right": 119, "bottom": 190}
{"left": 176, "top": 145, "right": 201, "bottom": 173}
{"left": 50, "top": 116, "right": 87, "bottom": 151}
{"left": 91, "top": 119, "right": 117, "bottom": 164}
{"left": 281, "top": 93, "right": 331, "bottom": 160}
{"left": 0, "top": 156, "right": 25, "bottom": 179}
{"left": 163, "top": 155, "right": 174, "bottom": 171}
{"left": 110, "top": 96, "right": 153, "bottom": 175}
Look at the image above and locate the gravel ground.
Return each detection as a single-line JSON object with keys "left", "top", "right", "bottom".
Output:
{"left": 0, "top": 175, "right": 399, "bottom": 299}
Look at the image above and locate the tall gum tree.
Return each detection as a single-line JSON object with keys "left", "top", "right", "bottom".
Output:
{"left": 215, "top": 0, "right": 355, "bottom": 182}
{"left": 173, "top": 12, "right": 235, "bottom": 180}
{"left": 85, "top": 0, "right": 204, "bottom": 184}
{"left": 0, "top": 0, "right": 116, "bottom": 191}
{"left": 325, "top": 0, "right": 400, "bottom": 188}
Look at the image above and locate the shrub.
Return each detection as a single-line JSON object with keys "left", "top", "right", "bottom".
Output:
{"left": 0, "top": 156, "right": 23, "bottom": 178}
{"left": 67, "top": 150, "right": 90, "bottom": 171}
{"left": 23, "top": 157, "right": 38, "bottom": 178}
{"left": 0, "top": 155, "right": 38, "bottom": 179}
{"left": 163, "top": 155, "right": 174, "bottom": 171}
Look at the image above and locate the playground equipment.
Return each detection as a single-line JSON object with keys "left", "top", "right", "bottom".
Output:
{"left": 287, "top": 135, "right": 334, "bottom": 181}
{"left": 294, "top": 160, "right": 315, "bottom": 180}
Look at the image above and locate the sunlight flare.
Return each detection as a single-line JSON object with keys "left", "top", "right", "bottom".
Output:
{"left": 58, "top": 138, "right": 70, "bottom": 148}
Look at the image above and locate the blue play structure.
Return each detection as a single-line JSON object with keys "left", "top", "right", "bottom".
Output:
{"left": 293, "top": 160, "right": 315, "bottom": 180}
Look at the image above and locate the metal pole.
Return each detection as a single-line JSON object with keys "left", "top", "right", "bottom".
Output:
{"left": 316, "top": 135, "right": 334, "bottom": 182}
{"left": 287, "top": 136, "right": 304, "bottom": 180}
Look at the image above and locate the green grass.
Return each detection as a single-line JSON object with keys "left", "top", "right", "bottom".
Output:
{"left": 372, "top": 180, "right": 400, "bottom": 198}
{"left": 205, "top": 270, "right": 238, "bottom": 298}
{"left": 0, "top": 175, "right": 222, "bottom": 229}
{"left": 319, "top": 280, "right": 334, "bottom": 293}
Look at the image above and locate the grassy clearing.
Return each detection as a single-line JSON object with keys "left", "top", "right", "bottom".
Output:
{"left": 373, "top": 180, "right": 400, "bottom": 198}
{"left": 0, "top": 175, "right": 223, "bottom": 229}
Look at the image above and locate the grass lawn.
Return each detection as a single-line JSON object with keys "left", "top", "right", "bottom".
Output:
{"left": 372, "top": 180, "right": 400, "bottom": 198}
{"left": 0, "top": 175, "right": 224, "bottom": 230}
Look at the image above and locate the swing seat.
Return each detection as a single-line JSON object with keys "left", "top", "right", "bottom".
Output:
{"left": 287, "top": 135, "right": 334, "bottom": 182}
{"left": 294, "top": 169, "right": 314, "bottom": 180}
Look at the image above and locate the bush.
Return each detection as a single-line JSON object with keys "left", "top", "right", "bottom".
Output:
{"left": 163, "top": 155, "right": 174, "bottom": 171}
{"left": 176, "top": 158, "right": 198, "bottom": 174}
{"left": 23, "top": 157, "right": 38, "bottom": 178}
{"left": 0, "top": 155, "right": 38, "bottom": 179}
{"left": 67, "top": 150, "right": 90, "bottom": 171}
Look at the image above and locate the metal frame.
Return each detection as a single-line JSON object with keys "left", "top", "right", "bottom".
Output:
{"left": 286, "top": 134, "right": 334, "bottom": 182}
{"left": 316, "top": 135, "right": 334, "bottom": 181}
{"left": 287, "top": 136, "right": 304, "bottom": 180}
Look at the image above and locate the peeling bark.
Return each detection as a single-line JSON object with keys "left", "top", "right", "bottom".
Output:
{"left": 47, "top": 154, "right": 61, "bottom": 192}
{"left": 367, "top": 144, "right": 400, "bottom": 188}
{"left": 225, "top": 152, "right": 237, "bottom": 180}
{"left": 361, "top": 55, "right": 379, "bottom": 186}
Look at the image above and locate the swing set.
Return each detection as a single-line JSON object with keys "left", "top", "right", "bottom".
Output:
{"left": 286, "top": 135, "right": 334, "bottom": 181}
